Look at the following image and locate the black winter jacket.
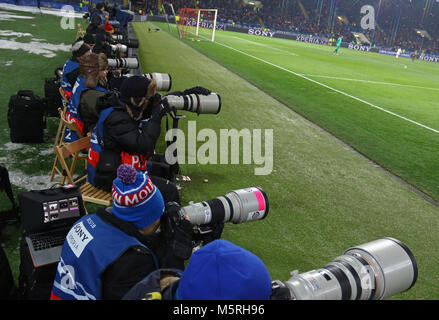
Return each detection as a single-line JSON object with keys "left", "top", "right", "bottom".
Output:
{"left": 96, "top": 92, "right": 162, "bottom": 159}
{"left": 97, "top": 208, "right": 185, "bottom": 300}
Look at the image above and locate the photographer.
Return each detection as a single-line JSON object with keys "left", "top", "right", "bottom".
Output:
{"left": 87, "top": 75, "right": 180, "bottom": 204}
{"left": 50, "top": 165, "right": 194, "bottom": 300}
{"left": 86, "top": 2, "right": 106, "bottom": 35}
{"left": 92, "top": 27, "right": 112, "bottom": 57}
{"left": 64, "top": 52, "right": 110, "bottom": 143}
{"left": 60, "top": 38, "right": 93, "bottom": 100}
{"left": 122, "top": 239, "right": 273, "bottom": 300}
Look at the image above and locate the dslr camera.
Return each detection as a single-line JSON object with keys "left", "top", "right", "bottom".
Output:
{"left": 162, "top": 85, "right": 222, "bottom": 115}
{"left": 162, "top": 187, "right": 269, "bottom": 247}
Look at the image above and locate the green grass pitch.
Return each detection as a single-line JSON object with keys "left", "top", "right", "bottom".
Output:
{"left": 0, "top": 8, "right": 438, "bottom": 299}
{"left": 133, "top": 21, "right": 439, "bottom": 299}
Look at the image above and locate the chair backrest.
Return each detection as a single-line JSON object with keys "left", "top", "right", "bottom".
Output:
{"left": 59, "top": 107, "right": 83, "bottom": 139}
{"left": 58, "top": 87, "right": 68, "bottom": 104}
{"left": 54, "top": 135, "right": 90, "bottom": 185}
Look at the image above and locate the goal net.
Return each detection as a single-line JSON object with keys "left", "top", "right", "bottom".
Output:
{"left": 177, "top": 8, "right": 218, "bottom": 41}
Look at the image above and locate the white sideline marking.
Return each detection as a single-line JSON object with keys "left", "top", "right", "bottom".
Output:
{"left": 232, "top": 36, "right": 299, "bottom": 56}
{"left": 301, "top": 74, "right": 439, "bottom": 92}
{"left": 199, "top": 34, "right": 439, "bottom": 134}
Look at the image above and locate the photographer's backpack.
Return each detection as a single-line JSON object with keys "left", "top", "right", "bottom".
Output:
{"left": 8, "top": 90, "right": 46, "bottom": 143}
{"left": 0, "top": 165, "right": 19, "bottom": 229}
{"left": 44, "top": 78, "right": 63, "bottom": 117}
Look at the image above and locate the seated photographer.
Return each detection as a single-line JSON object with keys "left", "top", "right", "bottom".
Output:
{"left": 92, "top": 27, "right": 112, "bottom": 57}
{"left": 86, "top": 2, "right": 105, "bottom": 35}
{"left": 122, "top": 239, "right": 273, "bottom": 300}
{"left": 64, "top": 52, "right": 110, "bottom": 142}
{"left": 50, "top": 165, "right": 194, "bottom": 300}
{"left": 87, "top": 75, "right": 180, "bottom": 204}
{"left": 60, "top": 38, "right": 92, "bottom": 100}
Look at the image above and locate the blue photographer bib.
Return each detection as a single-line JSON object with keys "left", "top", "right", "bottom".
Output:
{"left": 89, "top": 11, "right": 106, "bottom": 25}
{"left": 51, "top": 214, "right": 158, "bottom": 300}
{"left": 61, "top": 59, "right": 79, "bottom": 94}
{"left": 64, "top": 76, "right": 107, "bottom": 143}
{"left": 87, "top": 107, "right": 152, "bottom": 185}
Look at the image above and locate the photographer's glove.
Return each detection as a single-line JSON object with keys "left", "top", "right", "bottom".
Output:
{"left": 162, "top": 202, "right": 194, "bottom": 260}
{"left": 183, "top": 86, "right": 212, "bottom": 96}
{"left": 170, "top": 218, "right": 194, "bottom": 260}
{"left": 270, "top": 280, "right": 292, "bottom": 300}
{"left": 150, "top": 99, "right": 170, "bottom": 123}
{"left": 195, "top": 222, "right": 224, "bottom": 245}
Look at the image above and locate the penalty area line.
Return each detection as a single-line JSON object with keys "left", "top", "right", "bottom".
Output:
{"left": 202, "top": 35, "right": 439, "bottom": 134}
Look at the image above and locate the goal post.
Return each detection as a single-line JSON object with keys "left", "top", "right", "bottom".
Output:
{"left": 177, "top": 8, "right": 218, "bottom": 42}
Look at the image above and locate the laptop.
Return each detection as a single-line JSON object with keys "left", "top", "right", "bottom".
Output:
{"left": 19, "top": 186, "right": 86, "bottom": 268}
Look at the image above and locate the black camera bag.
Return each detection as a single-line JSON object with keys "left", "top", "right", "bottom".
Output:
{"left": 8, "top": 90, "right": 46, "bottom": 143}
{"left": 93, "top": 148, "right": 121, "bottom": 192}
{"left": 44, "top": 78, "right": 63, "bottom": 117}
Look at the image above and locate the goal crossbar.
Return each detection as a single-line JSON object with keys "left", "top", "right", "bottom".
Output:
{"left": 178, "top": 8, "right": 218, "bottom": 41}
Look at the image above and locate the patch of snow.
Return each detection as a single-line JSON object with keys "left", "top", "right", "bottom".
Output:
{"left": 0, "top": 10, "right": 35, "bottom": 21}
{"left": 8, "top": 169, "right": 54, "bottom": 191}
{"left": 0, "top": 4, "right": 84, "bottom": 18}
{"left": 0, "top": 142, "right": 24, "bottom": 151}
{"left": 0, "top": 29, "right": 32, "bottom": 37}
{"left": 0, "top": 38, "right": 70, "bottom": 58}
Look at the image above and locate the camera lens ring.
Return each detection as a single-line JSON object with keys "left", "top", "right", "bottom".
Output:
{"left": 383, "top": 237, "right": 418, "bottom": 289}
{"left": 323, "top": 264, "right": 351, "bottom": 300}
{"left": 204, "top": 198, "right": 225, "bottom": 223}
{"left": 195, "top": 94, "right": 201, "bottom": 115}
{"left": 227, "top": 191, "right": 244, "bottom": 223}
{"left": 256, "top": 187, "right": 269, "bottom": 219}
{"left": 334, "top": 259, "right": 363, "bottom": 300}
{"left": 223, "top": 195, "right": 235, "bottom": 222}
{"left": 215, "top": 93, "right": 222, "bottom": 115}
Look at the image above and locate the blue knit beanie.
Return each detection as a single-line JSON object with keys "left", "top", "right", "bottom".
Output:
{"left": 177, "top": 239, "right": 272, "bottom": 300}
{"left": 112, "top": 164, "right": 164, "bottom": 229}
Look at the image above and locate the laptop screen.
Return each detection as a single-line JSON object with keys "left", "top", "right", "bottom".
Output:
{"left": 43, "top": 197, "right": 81, "bottom": 224}
{"left": 19, "top": 187, "right": 85, "bottom": 234}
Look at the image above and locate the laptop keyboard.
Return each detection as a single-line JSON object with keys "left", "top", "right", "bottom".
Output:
{"left": 30, "top": 230, "right": 67, "bottom": 251}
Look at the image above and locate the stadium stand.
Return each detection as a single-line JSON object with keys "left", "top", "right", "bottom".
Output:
{"left": 144, "top": 0, "right": 438, "bottom": 55}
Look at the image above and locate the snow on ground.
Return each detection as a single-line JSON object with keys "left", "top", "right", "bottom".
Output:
{"left": 0, "top": 4, "right": 84, "bottom": 18}
{"left": 0, "top": 38, "right": 70, "bottom": 58}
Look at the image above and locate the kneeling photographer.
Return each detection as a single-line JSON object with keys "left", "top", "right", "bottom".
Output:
{"left": 51, "top": 165, "right": 195, "bottom": 300}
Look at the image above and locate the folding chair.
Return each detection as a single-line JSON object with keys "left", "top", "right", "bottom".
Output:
{"left": 54, "top": 87, "right": 69, "bottom": 146}
{"left": 53, "top": 135, "right": 89, "bottom": 186}
{"left": 53, "top": 136, "right": 112, "bottom": 209}
{"left": 50, "top": 107, "right": 86, "bottom": 183}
